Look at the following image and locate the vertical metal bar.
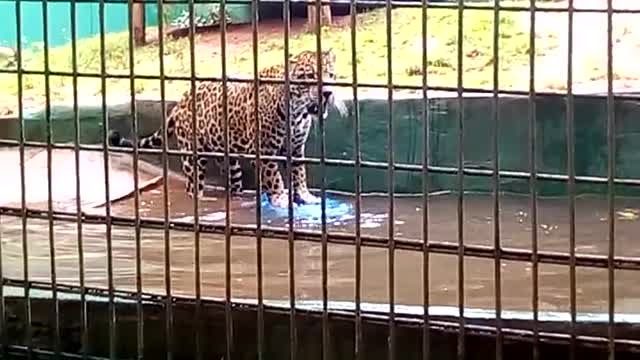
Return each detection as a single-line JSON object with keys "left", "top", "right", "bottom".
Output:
{"left": 70, "top": 0, "right": 88, "bottom": 356}
{"left": 185, "top": 0, "right": 203, "bottom": 356}
{"left": 16, "top": 0, "right": 33, "bottom": 359}
{"left": 156, "top": 0, "right": 172, "bottom": 357}
{"left": 251, "top": 0, "right": 264, "bottom": 356}
{"left": 605, "top": 0, "right": 615, "bottom": 359}
{"left": 14, "top": 0, "right": 32, "bottom": 357}
{"left": 492, "top": 1, "right": 502, "bottom": 360}
{"left": 128, "top": 1, "right": 143, "bottom": 358}
{"left": 420, "top": 0, "right": 430, "bottom": 359}
{"left": 0, "top": 217, "right": 3, "bottom": 357}
{"left": 102, "top": 0, "right": 115, "bottom": 357}
{"left": 527, "top": 1, "right": 539, "bottom": 360}
{"left": 219, "top": 0, "right": 233, "bottom": 358}
{"left": 42, "top": 0, "right": 60, "bottom": 355}
{"left": 283, "top": 0, "right": 296, "bottom": 359}
{"left": 565, "top": 1, "right": 577, "bottom": 359}
{"left": 385, "top": 0, "right": 395, "bottom": 359}
{"left": 0, "top": 198, "right": 4, "bottom": 355}
{"left": 313, "top": 2, "right": 329, "bottom": 360}
{"left": 350, "top": 0, "right": 362, "bottom": 357}
{"left": 455, "top": 0, "right": 465, "bottom": 359}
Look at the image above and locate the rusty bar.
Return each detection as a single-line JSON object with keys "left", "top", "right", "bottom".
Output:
{"left": 2, "top": 0, "right": 640, "bottom": 13}
{"left": 155, "top": 0, "right": 173, "bottom": 357}
{"left": 456, "top": 0, "right": 465, "bottom": 359}
{"left": 0, "top": 193, "right": 4, "bottom": 354}
{"left": 492, "top": 1, "right": 502, "bottom": 359}
{"left": 103, "top": 0, "right": 117, "bottom": 356}
{"left": 566, "top": 1, "right": 577, "bottom": 359}
{"left": 4, "top": 65, "right": 640, "bottom": 98}
{"left": 14, "top": 0, "right": 32, "bottom": 357}
{"left": 350, "top": 0, "right": 363, "bottom": 358}
{"left": 384, "top": 0, "right": 396, "bottom": 358}
{"left": 4, "top": 138, "right": 640, "bottom": 188}
{"left": 313, "top": 0, "right": 330, "bottom": 358}
{"left": 69, "top": 0, "right": 88, "bottom": 356}
{"left": 218, "top": 0, "right": 233, "bottom": 358}
{"left": 605, "top": 0, "right": 616, "bottom": 359}
{"left": 4, "top": 204, "right": 640, "bottom": 271}
{"left": 40, "top": 0, "right": 61, "bottom": 355}
{"left": 528, "top": 1, "right": 539, "bottom": 360}
{"left": 250, "top": 0, "right": 264, "bottom": 358}
{"left": 282, "top": 0, "right": 297, "bottom": 359}
{"left": 184, "top": 0, "right": 204, "bottom": 357}
{"left": 128, "top": 0, "right": 145, "bottom": 356}
{"left": 421, "top": 0, "right": 430, "bottom": 359}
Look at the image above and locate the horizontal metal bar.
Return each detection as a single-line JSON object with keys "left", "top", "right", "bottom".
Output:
{"left": 1, "top": 69, "right": 640, "bottom": 102}
{"left": 7, "top": 345, "right": 110, "bottom": 360}
{"left": 1, "top": 0, "right": 639, "bottom": 14}
{"left": 2, "top": 140, "right": 640, "bottom": 187}
{"left": 1, "top": 205, "right": 640, "bottom": 271}
{"left": 3, "top": 280, "right": 640, "bottom": 351}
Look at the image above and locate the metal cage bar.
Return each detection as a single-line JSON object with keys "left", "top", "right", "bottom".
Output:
{"left": 14, "top": 0, "right": 34, "bottom": 357}
{"left": 4, "top": 0, "right": 640, "bottom": 14}
{"left": 99, "top": 0, "right": 117, "bottom": 360}
{"left": 68, "top": 0, "right": 90, "bottom": 356}
{"left": 491, "top": 1, "right": 502, "bottom": 359}
{"left": 127, "top": 0, "right": 145, "bottom": 358}
{"left": 250, "top": 0, "right": 265, "bottom": 357}
{"left": 350, "top": 0, "right": 364, "bottom": 359}
{"left": 154, "top": 0, "right": 174, "bottom": 356}
{"left": 421, "top": 0, "right": 430, "bottom": 359}
{"left": 385, "top": 0, "right": 396, "bottom": 359}
{"left": 312, "top": 3, "right": 330, "bottom": 360}
{"left": 605, "top": 0, "right": 616, "bottom": 359}
{"left": 566, "top": 1, "right": 577, "bottom": 359}
{"left": 281, "top": 2, "right": 297, "bottom": 360}
{"left": 455, "top": 0, "right": 465, "bottom": 359}
{"left": 41, "top": 0, "right": 61, "bottom": 355}
{"left": 527, "top": 1, "right": 539, "bottom": 360}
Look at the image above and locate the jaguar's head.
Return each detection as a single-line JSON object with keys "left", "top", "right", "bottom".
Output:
{"left": 288, "top": 48, "right": 347, "bottom": 119}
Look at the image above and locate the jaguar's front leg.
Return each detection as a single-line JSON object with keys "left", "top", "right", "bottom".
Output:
{"left": 291, "top": 144, "right": 319, "bottom": 205}
{"left": 260, "top": 160, "right": 290, "bottom": 208}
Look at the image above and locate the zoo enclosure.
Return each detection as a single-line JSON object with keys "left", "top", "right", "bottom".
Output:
{"left": 0, "top": 0, "right": 640, "bottom": 359}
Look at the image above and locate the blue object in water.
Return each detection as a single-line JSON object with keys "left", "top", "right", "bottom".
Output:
{"left": 260, "top": 193, "right": 353, "bottom": 226}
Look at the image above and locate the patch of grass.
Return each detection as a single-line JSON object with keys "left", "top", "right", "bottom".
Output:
{"left": 0, "top": 2, "right": 557, "bottom": 112}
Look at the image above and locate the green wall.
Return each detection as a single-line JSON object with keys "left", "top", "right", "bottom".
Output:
{"left": 0, "top": 0, "right": 250, "bottom": 50}
{"left": 2, "top": 93, "right": 639, "bottom": 197}
{"left": 0, "top": 2, "right": 159, "bottom": 49}
{"left": 304, "top": 94, "right": 640, "bottom": 197}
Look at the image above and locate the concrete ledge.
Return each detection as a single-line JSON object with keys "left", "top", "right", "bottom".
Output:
{"left": 2, "top": 91, "right": 640, "bottom": 196}
{"left": 3, "top": 285, "right": 640, "bottom": 359}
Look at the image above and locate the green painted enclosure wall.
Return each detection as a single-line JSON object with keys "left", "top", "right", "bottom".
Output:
{"left": 2, "top": 93, "right": 639, "bottom": 197}
{"left": 0, "top": 0, "right": 251, "bottom": 49}
{"left": 303, "top": 94, "right": 640, "bottom": 197}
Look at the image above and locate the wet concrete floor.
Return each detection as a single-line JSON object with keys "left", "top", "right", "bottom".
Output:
{"left": 3, "top": 183, "right": 640, "bottom": 315}
{"left": 1, "top": 148, "right": 640, "bottom": 315}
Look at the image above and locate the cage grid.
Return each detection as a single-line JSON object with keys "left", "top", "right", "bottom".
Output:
{"left": 0, "top": 0, "right": 638, "bottom": 359}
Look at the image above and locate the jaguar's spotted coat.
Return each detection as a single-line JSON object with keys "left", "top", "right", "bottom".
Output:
{"left": 109, "top": 49, "right": 346, "bottom": 207}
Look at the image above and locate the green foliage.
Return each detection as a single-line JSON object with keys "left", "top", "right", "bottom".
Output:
{"left": 170, "top": 4, "right": 232, "bottom": 29}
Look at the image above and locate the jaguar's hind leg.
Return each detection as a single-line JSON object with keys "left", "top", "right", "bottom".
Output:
{"left": 213, "top": 158, "right": 244, "bottom": 197}
{"left": 228, "top": 159, "right": 244, "bottom": 196}
{"left": 181, "top": 154, "right": 207, "bottom": 199}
